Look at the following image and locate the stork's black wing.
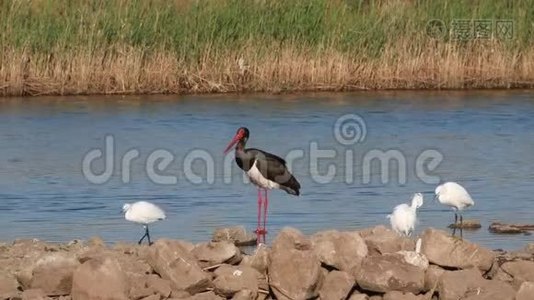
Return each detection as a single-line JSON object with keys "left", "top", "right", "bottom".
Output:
{"left": 248, "top": 148, "right": 301, "bottom": 196}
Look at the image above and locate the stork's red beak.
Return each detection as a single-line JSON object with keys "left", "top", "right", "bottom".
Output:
{"left": 223, "top": 132, "right": 242, "bottom": 154}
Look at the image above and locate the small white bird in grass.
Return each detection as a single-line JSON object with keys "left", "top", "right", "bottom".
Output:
{"left": 435, "top": 182, "right": 474, "bottom": 230}
{"left": 122, "top": 201, "right": 166, "bottom": 245}
{"left": 388, "top": 193, "right": 424, "bottom": 236}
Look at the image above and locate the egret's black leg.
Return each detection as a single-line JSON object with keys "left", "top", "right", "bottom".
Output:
{"left": 459, "top": 214, "right": 464, "bottom": 240}
{"left": 146, "top": 226, "right": 152, "bottom": 246}
{"left": 451, "top": 213, "right": 458, "bottom": 236}
{"left": 138, "top": 225, "right": 148, "bottom": 245}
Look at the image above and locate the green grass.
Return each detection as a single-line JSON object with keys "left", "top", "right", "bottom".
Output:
{"left": 2, "top": 0, "right": 534, "bottom": 95}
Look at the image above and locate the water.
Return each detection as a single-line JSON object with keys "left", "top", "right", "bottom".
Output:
{"left": 0, "top": 91, "right": 533, "bottom": 250}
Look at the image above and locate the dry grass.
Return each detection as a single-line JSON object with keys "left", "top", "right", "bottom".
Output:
{"left": 3, "top": 41, "right": 533, "bottom": 96}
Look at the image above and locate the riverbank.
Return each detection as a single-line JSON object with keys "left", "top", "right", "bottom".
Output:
{"left": 2, "top": 0, "right": 534, "bottom": 96}
{"left": 1, "top": 226, "right": 533, "bottom": 299}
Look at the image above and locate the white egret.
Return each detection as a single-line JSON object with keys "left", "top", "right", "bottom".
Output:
{"left": 122, "top": 201, "right": 166, "bottom": 245}
{"left": 435, "top": 182, "right": 474, "bottom": 228}
{"left": 387, "top": 193, "right": 424, "bottom": 236}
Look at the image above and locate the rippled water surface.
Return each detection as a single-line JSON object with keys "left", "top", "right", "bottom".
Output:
{"left": 0, "top": 91, "right": 533, "bottom": 250}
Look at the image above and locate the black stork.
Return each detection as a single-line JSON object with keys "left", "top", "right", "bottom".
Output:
{"left": 224, "top": 127, "right": 301, "bottom": 235}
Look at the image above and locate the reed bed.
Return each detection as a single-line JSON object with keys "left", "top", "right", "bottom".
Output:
{"left": 1, "top": 0, "right": 534, "bottom": 96}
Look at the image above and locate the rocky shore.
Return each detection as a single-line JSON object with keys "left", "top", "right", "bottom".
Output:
{"left": 1, "top": 226, "right": 533, "bottom": 300}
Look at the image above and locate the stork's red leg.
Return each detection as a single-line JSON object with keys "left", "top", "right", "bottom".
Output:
{"left": 263, "top": 189, "right": 269, "bottom": 234}
{"left": 255, "top": 188, "right": 263, "bottom": 234}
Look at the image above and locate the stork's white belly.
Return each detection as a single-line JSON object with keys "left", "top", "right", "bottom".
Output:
{"left": 246, "top": 161, "right": 280, "bottom": 189}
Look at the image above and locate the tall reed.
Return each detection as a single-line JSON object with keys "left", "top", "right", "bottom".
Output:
{"left": 1, "top": 0, "right": 533, "bottom": 96}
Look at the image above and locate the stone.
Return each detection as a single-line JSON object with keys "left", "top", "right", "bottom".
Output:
{"left": 438, "top": 268, "right": 515, "bottom": 300}
{"left": 269, "top": 227, "right": 323, "bottom": 300}
{"left": 21, "top": 288, "right": 47, "bottom": 300}
{"left": 192, "top": 241, "right": 242, "bottom": 268}
{"left": 0, "top": 273, "right": 19, "bottom": 299}
{"left": 179, "top": 291, "right": 224, "bottom": 300}
{"left": 383, "top": 291, "right": 423, "bottom": 300}
{"left": 147, "top": 239, "right": 210, "bottom": 294}
{"left": 489, "top": 222, "right": 534, "bottom": 234}
{"left": 516, "top": 282, "right": 534, "bottom": 300}
{"left": 30, "top": 253, "right": 80, "bottom": 296}
{"left": 212, "top": 265, "right": 261, "bottom": 298}
{"left": 420, "top": 228, "right": 495, "bottom": 271}
{"left": 396, "top": 250, "right": 429, "bottom": 270}
{"left": 231, "top": 289, "right": 255, "bottom": 300}
{"left": 146, "top": 275, "right": 172, "bottom": 298}
{"left": 447, "top": 219, "right": 481, "bottom": 229}
{"left": 239, "top": 244, "right": 269, "bottom": 274}
{"left": 212, "top": 226, "right": 257, "bottom": 246}
{"left": 71, "top": 257, "right": 129, "bottom": 300}
{"left": 140, "top": 295, "right": 159, "bottom": 300}
{"left": 78, "top": 247, "right": 152, "bottom": 276}
{"left": 500, "top": 260, "right": 534, "bottom": 284}
{"left": 348, "top": 294, "right": 369, "bottom": 300}
{"left": 424, "top": 265, "right": 445, "bottom": 291}
{"left": 355, "top": 253, "right": 425, "bottom": 294}
{"left": 318, "top": 270, "right": 354, "bottom": 300}
{"left": 311, "top": 230, "right": 368, "bottom": 272}
{"left": 359, "top": 225, "right": 415, "bottom": 255}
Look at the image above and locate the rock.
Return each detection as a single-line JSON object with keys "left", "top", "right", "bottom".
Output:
{"left": 0, "top": 273, "right": 19, "bottom": 299}
{"left": 147, "top": 239, "right": 211, "bottom": 294}
{"left": 78, "top": 246, "right": 152, "bottom": 276}
{"left": 21, "top": 288, "right": 47, "bottom": 300}
{"left": 359, "top": 225, "right": 415, "bottom": 255}
{"left": 129, "top": 282, "right": 153, "bottom": 300}
{"left": 489, "top": 222, "right": 534, "bottom": 234}
{"left": 516, "top": 281, "right": 534, "bottom": 300}
{"left": 87, "top": 236, "right": 106, "bottom": 248}
{"left": 348, "top": 293, "right": 369, "bottom": 300}
{"left": 71, "top": 257, "right": 129, "bottom": 300}
{"left": 179, "top": 291, "right": 224, "bottom": 300}
{"left": 231, "top": 289, "right": 255, "bottom": 300}
{"left": 420, "top": 228, "right": 495, "bottom": 271}
{"left": 396, "top": 250, "right": 429, "bottom": 270}
{"left": 438, "top": 268, "right": 515, "bottom": 300}
{"left": 212, "top": 265, "right": 261, "bottom": 298}
{"left": 30, "top": 253, "right": 80, "bottom": 296}
{"left": 140, "top": 295, "right": 159, "bottom": 300}
{"left": 146, "top": 275, "right": 172, "bottom": 298}
{"left": 424, "top": 265, "right": 445, "bottom": 291}
{"left": 318, "top": 270, "right": 354, "bottom": 300}
{"left": 269, "top": 227, "right": 323, "bottom": 300}
{"left": 239, "top": 244, "right": 269, "bottom": 274}
{"left": 311, "top": 230, "right": 368, "bottom": 272}
{"left": 383, "top": 291, "right": 423, "bottom": 300}
{"left": 500, "top": 260, "right": 534, "bottom": 285}
{"left": 355, "top": 253, "right": 425, "bottom": 294}
{"left": 212, "top": 226, "right": 257, "bottom": 246}
{"left": 448, "top": 219, "right": 481, "bottom": 229}
{"left": 192, "top": 241, "right": 242, "bottom": 269}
